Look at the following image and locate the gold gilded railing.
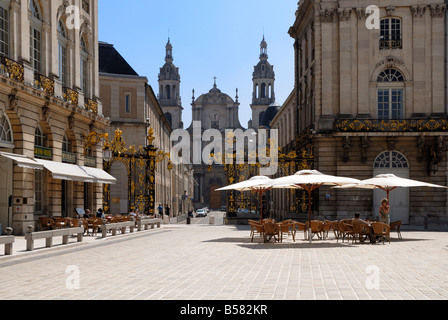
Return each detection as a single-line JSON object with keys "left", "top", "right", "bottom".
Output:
{"left": 85, "top": 98, "right": 98, "bottom": 114}
{"left": 0, "top": 56, "right": 24, "bottom": 83}
{"left": 63, "top": 87, "right": 79, "bottom": 106}
{"left": 34, "top": 73, "right": 55, "bottom": 96}
{"left": 334, "top": 119, "right": 448, "bottom": 133}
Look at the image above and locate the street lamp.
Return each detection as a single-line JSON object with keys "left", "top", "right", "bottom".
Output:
{"left": 103, "top": 145, "right": 112, "bottom": 162}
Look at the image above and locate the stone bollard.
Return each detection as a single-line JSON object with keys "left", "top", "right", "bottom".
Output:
{"left": 5, "top": 227, "right": 14, "bottom": 255}
{"left": 26, "top": 225, "right": 34, "bottom": 251}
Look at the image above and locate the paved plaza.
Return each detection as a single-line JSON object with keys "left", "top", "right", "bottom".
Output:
{"left": 1, "top": 216, "right": 448, "bottom": 302}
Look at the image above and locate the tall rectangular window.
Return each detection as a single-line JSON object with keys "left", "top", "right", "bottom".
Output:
{"left": 0, "top": 6, "right": 9, "bottom": 56}
{"left": 380, "top": 18, "right": 402, "bottom": 50}
{"left": 125, "top": 93, "right": 131, "bottom": 113}
{"left": 378, "top": 89, "right": 403, "bottom": 120}
{"left": 58, "top": 43, "right": 67, "bottom": 85}
{"left": 30, "top": 26, "right": 41, "bottom": 72}
{"left": 81, "top": 58, "right": 89, "bottom": 96}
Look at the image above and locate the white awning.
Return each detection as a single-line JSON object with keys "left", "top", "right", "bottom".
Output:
{"left": 0, "top": 152, "right": 116, "bottom": 184}
{"left": 80, "top": 166, "right": 117, "bottom": 184}
{"left": 36, "top": 159, "right": 97, "bottom": 183}
{"left": 0, "top": 152, "right": 44, "bottom": 170}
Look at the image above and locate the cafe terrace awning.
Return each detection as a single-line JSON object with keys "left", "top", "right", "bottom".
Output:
{"left": 0, "top": 152, "right": 116, "bottom": 184}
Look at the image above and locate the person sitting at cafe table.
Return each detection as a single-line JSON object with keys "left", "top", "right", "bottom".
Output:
{"left": 353, "top": 213, "right": 369, "bottom": 224}
{"left": 96, "top": 208, "right": 105, "bottom": 219}
{"left": 83, "top": 209, "right": 92, "bottom": 219}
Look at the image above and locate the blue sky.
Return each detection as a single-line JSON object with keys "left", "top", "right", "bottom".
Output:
{"left": 98, "top": 0, "right": 298, "bottom": 128}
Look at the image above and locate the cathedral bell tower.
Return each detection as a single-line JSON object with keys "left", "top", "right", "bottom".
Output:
{"left": 250, "top": 36, "right": 275, "bottom": 129}
{"left": 158, "top": 38, "right": 183, "bottom": 129}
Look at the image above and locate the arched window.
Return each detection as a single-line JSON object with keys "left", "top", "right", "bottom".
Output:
{"left": 377, "top": 69, "right": 404, "bottom": 82}
{"left": 80, "top": 36, "right": 89, "bottom": 96}
{"left": 165, "top": 85, "right": 171, "bottom": 99}
{"left": 0, "top": 3, "right": 9, "bottom": 56}
{"left": 34, "top": 126, "right": 46, "bottom": 148}
{"left": 29, "top": 0, "right": 43, "bottom": 73}
{"left": 0, "top": 113, "right": 12, "bottom": 143}
{"left": 377, "top": 68, "right": 405, "bottom": 120}
{"left": 58, "top": 20, "right": 68, "bottom": 86}
{"left": 374, "top": 151, "right": 408, "bottom": 169}
{"left": 62, "top": 134, "right": 70, "bottom": 153}
{"left": 261, "top": 83, "right": 266, "bottom": 98}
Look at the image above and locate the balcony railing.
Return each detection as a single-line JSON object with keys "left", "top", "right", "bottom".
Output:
{"left": 63, "top": 87, "right": 79, "bottom": 106}
{"left": 334, "top": 119, "right": 448, "bottom": 133}
{"left": 34, "top": 73, "right": 55, "bottom": 96}
{"left": 0, "top": 56, "right": 24, "bottom": 83}
{"left": 380, "top": 39, "right": 402, "bottom": 50}
{"left": 85, "top": 97, "right": 98, "bottom": 114}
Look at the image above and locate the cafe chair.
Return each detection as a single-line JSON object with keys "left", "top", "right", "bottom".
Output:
{"left": 372, "top": 222, "right": 390, "bottom": 244}
{"left": 263, "top": 220, "right": 279, "bottom": 243}
{"left": 248, "top": 220, "right": 263, "bottom": 242}
{"left": 390, "top": 220, "right": 403, "bottom": 240}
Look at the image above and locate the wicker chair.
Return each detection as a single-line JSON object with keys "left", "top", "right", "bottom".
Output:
{"left": 278, "top": 220, "right": 294, "bottom": 242}
{"left": 322, "top": 220, "right": 338, "bottom": 239}
{"left": 291, "top": 221, "right": 307, "bottom": 241}
{"left": 352, "top": 220, "right": 373, "bottom": 244}
{"left": 38, "top": 217, "right": 55, "bottom": 231}
{"left": 248, "top": 220, "right": 263, "bottom": 242}
{"left": 337, "top": 221, "right": 354, "bottom": 243}
{"left": 262, "top": 220, "right": 279, "bottom": 243}
{"left": 390, "top": 220, "right": 403, "bottom": 240}
{"left": 306, "top": 220, "right": 324, "bottom": 240}
{"left": 372, "top": 222, "right": 390, "bottom": 244}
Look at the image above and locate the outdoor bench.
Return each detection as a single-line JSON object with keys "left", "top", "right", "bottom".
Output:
{"left": 0, "top": 235, "right": 15, "bottom": 255}
{"left": 25, "top": 226, "right": 84, "bottom": 251}
{"left": 101, "top": 221, "right": 135, "bottom": 238}
{"left": 137, "top": 218, "right": 162, "bottom": 231}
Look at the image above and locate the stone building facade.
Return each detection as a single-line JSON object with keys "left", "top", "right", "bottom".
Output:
{"left": 187, "top": 80, "right": 244, "bottom": 210}
{"left": 0, "top": 0, "right": 110, "bottom": 235}
{"left": 99, "top": 42, "right": 194, "bottom": 218}
{"left": 284, "top": 0, "right": 448, "bottom": 225}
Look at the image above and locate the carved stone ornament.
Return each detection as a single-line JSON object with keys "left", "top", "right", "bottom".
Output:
{"left": 8, "top": 89, "right": 18, "bottom": 111}
{"left": 411, "top": 5, "right": 426, "bottom": 17}
{"left": 42, "top": 102, "right": 50, "bottom": 122}
{"left": 387, "top": 136, "right": 397, "bottom": 150}
{"left": 338, "top": 8, "right": 351, "bottom": 21}
{"left": 386, "top": 6, "right": 395, "bottom": 16}
{"left": 355, "top": 8, "right": 368, "bottom": 20}
{"left": 430, "top": 4, "right": 446, "bottom": 17}
{"left": 360, "top": 136, "right": 369, "bottom": 163}
{"left": 68, "top": 111, "right": 75, "bottom": 131}
{"left": 320, "top": 9, "right": 335, "bottom": 23}
{"left": 376, "top": 55, "right": 405, "bottom": 70}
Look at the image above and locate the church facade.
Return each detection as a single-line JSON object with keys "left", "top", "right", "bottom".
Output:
{"left": 158, "top": 38, "right": 276, "bottom": 210}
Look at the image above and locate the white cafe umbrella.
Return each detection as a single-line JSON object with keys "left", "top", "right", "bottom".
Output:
{"left": 270, "top": 170, "right": 361, "bottom": 242}
{"left": 216, "top": 176, "right": 273, "bottom": 220}
{"left": 334, "top": 173, "right": 448, "bottom": 202}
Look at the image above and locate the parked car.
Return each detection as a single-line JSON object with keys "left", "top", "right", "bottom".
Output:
{"left": 196, "top": 209, "right": 207, "bottom": 217}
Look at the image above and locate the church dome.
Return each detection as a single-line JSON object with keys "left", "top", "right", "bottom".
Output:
{"left": 259, "top": 101, "right": 281, "bottom": 128}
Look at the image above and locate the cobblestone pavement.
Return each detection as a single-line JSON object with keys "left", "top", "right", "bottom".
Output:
{"left": 1, "top": 220, "right": 448, "bottom": 301}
